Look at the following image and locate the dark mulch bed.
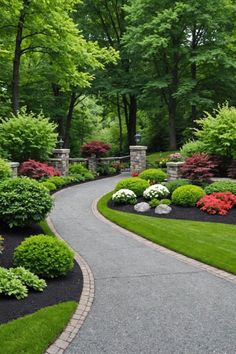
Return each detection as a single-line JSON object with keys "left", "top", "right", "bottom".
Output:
{"left": 0, "top": 223, "right": 83, "bottom": 325}
{"left": 108, "top": 198, "right": 236, "bottom": 225}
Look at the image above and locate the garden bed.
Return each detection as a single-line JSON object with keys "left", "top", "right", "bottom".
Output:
{"left": 108, "top": 198, "right": 236, "bottom": 225}
{"left": 0, "top": 222, "right": 83, "bottom": 325}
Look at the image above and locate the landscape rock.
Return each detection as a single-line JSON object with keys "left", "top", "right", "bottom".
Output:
{"left": 134, "top": 202, "right": 150, "bottom": 213}
{"left": 155, "top": 204, "right": 172, "bottom": 215}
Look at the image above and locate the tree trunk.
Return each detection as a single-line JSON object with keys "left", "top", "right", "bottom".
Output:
{"left": 64, "top": 91, "right": 77, "bottom": 148}
{"left": 127, "top": 95, "right": 137, "bottom": 146}
{"left": 191, "top": 26, "right": 197, "bottom": 123}
{"left": 168, "top": 102, "right": 177, "bottom": 150}
{"left": 12, "top": 0, "right": 30, "bottom": 114}
{"left": 116, "top": 94, "right": 123, "bottom": 154}
{"left": 168, "top": 49, "right": 178, "bottom": 151}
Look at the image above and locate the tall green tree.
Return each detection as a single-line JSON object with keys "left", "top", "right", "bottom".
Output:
{"left": 124, "top": 0, "right": 236, "bottom": 149}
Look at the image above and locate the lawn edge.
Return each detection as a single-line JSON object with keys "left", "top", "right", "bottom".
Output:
{"left": 44, "top": 216, "right": 95, "bottom": 354}
{"left": 94, "top": 194, "right": 236, "bottom": 286}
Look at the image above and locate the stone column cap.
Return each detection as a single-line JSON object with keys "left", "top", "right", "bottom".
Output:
{"left": 166, "top": 161, "right": 184, "bottom": 166}
{"left": 53, "top": 148, "right": 70, "bottom": 153}
{"left": 129, "top": 145, "right": 148, "bottom": 150}
{"left": 9, "top": 162, "right": 20, "bottom": 167}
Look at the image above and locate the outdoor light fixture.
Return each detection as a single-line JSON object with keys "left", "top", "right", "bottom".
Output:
{"left": 58, "top": 137, "right": 64, "bottom": 149}
{"left": 134, "top": 133, "right": 141, "bottom": 145}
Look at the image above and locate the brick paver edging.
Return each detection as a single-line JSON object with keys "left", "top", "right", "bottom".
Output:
{"left": 93, "top": 198, "right": 236, "bottom": 285}
{"left": 45, "top": 216, "right": 95, "bottom": 354}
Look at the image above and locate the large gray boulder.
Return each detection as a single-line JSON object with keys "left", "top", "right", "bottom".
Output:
{"left": 155, "top": 204, "right": 172, "bottom": 215}
{"left": 134, "top": 202, "right": 150, "bottom": 213}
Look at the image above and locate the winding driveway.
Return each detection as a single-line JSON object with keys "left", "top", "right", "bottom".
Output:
{"left": 50, "top": 173, "right": 236, "bottom": 354}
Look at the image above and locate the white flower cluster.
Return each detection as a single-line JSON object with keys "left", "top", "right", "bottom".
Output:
{"left": 112, "top": 189, "right": 137, "bottom": 204}
{"left": 143, "top": 184, "right": 169, "bottom": 200}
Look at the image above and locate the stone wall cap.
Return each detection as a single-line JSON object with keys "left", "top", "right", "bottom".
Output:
{"left": 9, "top": 162, "right": 20, "bottom": 167}
{"left": 166, "top": 161, "right": 184, "bottom": 166}
{"left": 53, "top": 148, "right": 70, "bottom": 153}
{"left": 129, "top": 145, "right": 148, "bottom": 150}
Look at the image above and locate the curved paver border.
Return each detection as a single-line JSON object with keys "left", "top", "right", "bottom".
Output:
{"left": 93, "top": 197, "right": 236, "bottom": 285}
{"left": 45, "top": 216, "right": 95, "bottom": 354}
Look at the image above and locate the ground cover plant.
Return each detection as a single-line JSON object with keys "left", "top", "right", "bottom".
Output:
{"left": 98, "top": 192, "right": 236, "bottom": 274}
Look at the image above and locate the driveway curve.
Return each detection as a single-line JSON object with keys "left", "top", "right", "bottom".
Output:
{"left": 50, "top": 173, "right": 236, "bottom": 354}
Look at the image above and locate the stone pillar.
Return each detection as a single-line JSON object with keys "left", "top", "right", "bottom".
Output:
{"left": 88, "top": 154, "right": 97, "bottom": 174}
{"left": 9, "top": 162, "right": 19, "bottom": 177}
{"left": 48, "top": 149, "right": 70, "bottom": 176}
{"left": 166, "top": 161, "right": 184, "bottom": 180}
{"left": 130, "top": 145, "right": 147, "bottom": 175}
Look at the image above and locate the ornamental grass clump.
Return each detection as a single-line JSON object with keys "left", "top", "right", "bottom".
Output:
{"left": 172, "top": 185, "right": 205, "bottom": 207}
{"left": 112, "top": 189, "right": 137, "bottom": 205}
{"left": 143, "top": 184, "right": 169, "bottom": 200}
{"left": 0, "top": 177, "right": 53, "bottom": 227}
{"left": 197, "top": 192, "right": 236, "bottom": 215}
{"left": 13, "top": 235, "right": 74, "bottom": 278}
{"left": 115, "top": 177, "right": 149, "bottom": 197}
{"left": 139, "top": 168, "right": 167, "bottom": 184}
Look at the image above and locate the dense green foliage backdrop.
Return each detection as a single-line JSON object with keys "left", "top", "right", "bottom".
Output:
{"left": 0, "top": 0, "right": 236, "bottom": 155}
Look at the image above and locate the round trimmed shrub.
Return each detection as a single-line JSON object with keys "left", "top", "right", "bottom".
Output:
{"left": 0, "top": 177, "right": 53, "bottom": 227}
{"left": 0, "top": 109, "right": 58, "bottom": 162}
{"left": 115, "top": 177, "right": 149, "bottom": 197}
{"left": 39, "top": 181, "right": 57, "bottom": 191}
{"left": 0, "top": 158, "right": 11, "bottom": 180}
{"left": 143, "top": 184, "right": 169, "bottom": 200}
{"left": 172, "top": 185, "right": 205, "bottom": 207}
{"left": 13, "top": 235, "right": 74, "bottom": 278}
{"left": 139, "top": 168, "right": 167, "bottom": 184}
{"left": 180, "top": 140, "right": 206, "bottom": 158}
{"left": 204, "top": 181, "right": 236, "bottom": 195}
{"left": 166, "top": 179, "right": 190, "bottom": 195}
{"left": 112, "top": 189, "right": 137, "bottom": 205}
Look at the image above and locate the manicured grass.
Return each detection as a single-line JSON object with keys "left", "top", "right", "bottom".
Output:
{"left": 147, "top": 151, "right": 176, "bottom": 164}
{"left": 0, "top": 301, "right": 77, "bottom": 354}
{"left": 98, "top": 192, "right": 236, "bottom": 274}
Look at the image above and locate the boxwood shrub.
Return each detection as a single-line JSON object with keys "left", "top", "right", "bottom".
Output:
{"left": 0, "top": 177, "right": 53, "bottom": 227}
{"left": 172, "top": 185, "right": 205, "bottom": 207}
{"left": 139, "top": 168, "right": 167, "bottom": 184}
{"left": 13, "top": 235, "right": 74, "bottom": 278}
{"left": 166, "top": 179, "right": 190, "bottom": 195}
{"left": 115, "top": 177, "right": 149, "bottom": 197}
{"left": 204, "top": 181, "right": 236, "bottom": 195}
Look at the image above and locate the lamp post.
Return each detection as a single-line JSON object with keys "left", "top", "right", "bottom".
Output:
{"left": 58, "top": 137, "right": 64, "bottom": 149}
{"left": 134, "top": 133, "right": 141, "bottom": 145}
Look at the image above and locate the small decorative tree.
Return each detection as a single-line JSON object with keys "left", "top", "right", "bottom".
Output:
{"left": 81, "top": 140, "right": 111, "bottom": 157}
{"left": 180, "top": 153, "right": 216, "bottom": 183}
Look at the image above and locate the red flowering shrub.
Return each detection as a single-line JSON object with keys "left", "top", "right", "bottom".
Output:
{"left": 19, "top": 160, "right": 61, "bottom": 179}
{"left": 81, "top": 141, "right": 111, "bottom": 157}
{"left": 196, "top": 192, "right": 236, "bottom": 215}
{"left": 131, "top": 171, "right": 139, "bottom": 177}
{"left": 180, "top": 153, "right": 216, "bottom": 182}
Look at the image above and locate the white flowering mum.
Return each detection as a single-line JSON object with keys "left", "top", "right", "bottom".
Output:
{"left": 143, "top": 184, "right": 169, "bottom": 200}
{"left": 112, "top": 189, "right": 137, "bottom": 205}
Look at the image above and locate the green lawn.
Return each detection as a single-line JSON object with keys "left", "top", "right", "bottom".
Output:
{"left": 0, "top": 301, "right": 77, "bottom": 354}
{"left": 98, "top": 192, "right": 236, "bottom": 274}
{"left": 147, "top": 151, "right": 176, "bottom": 164}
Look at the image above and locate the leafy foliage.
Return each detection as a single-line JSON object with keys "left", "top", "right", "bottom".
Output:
{"left": 115, "top": 177, "right": 149, "bottom": 197}
{"left": 0, "top": 110, "right": 58, "bottom": 162}
{"left": 81, "top": 141, "right": 111, "bottom": 157}
{"left": 197, "top": 192, "right": 236, "bottom": 215}
{"left": 204, "top": 181, "right": 236, "bottom": 195}
{"left": 0, "top": 158, "right": 11, "bottom": 180}
{"left": 0, "top": 266, "right": 46, "bottom": 300}
{"left": 13, "top": 235, "right": 74, "bottom": 278}
{"left": 39, "top": 181, "right": 57, "bottom": 192}
{"left": 172, "top": 185, "right": 205, "bottom": 207}
{"left": 165, "top": 179, "right": 190, "bottom": 195}
{"left": 139, "top": 169, "right": 167, "bottom": 184}
{"left": 180, "top": 141, "right": 206, "bottom": 158}
{"left": 180, "top": 154, "right": 216, "bottom": 183}
{"left": 19, "top": 160, "right": 61, "bottom": 179}
{"left": 196, "top": 105, "right": 236, "bottom": 159}
{"left": 149, "top": 198, "right": 171, "bottom": 208}
{"left": 0, "top": 177, "right": 53, "bottom": 227}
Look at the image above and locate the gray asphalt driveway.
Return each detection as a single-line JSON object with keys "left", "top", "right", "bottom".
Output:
{"left": 50, "top": 174, "right": 236, "bottom": 354}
